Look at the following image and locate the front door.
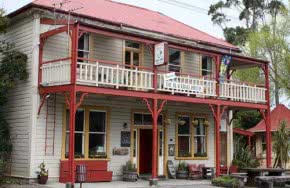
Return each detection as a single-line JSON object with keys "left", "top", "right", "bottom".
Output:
{"left": 139, "top": 129, "right": 152, "bottom": 174}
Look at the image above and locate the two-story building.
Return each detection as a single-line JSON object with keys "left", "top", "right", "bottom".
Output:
{"left": 4, "top": 0, "right": 271, "bottom": 186}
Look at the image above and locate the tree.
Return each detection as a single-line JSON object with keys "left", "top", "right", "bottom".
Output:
{"left": 0, "top": 9, "right": 28, "bottom": 174}
{"left": 273, "top": 121, "right": 290, "bottom": 168}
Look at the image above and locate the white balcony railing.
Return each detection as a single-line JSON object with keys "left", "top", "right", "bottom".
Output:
{"left": 41, "top": 61, "right": 71, "bottom": 86}
{"left": 40, "top": 61, "right": 267, "bottom": 104}
{"left": 77, "top": 62, "right": 154, "bottom": 90}
{"left": 220, "top": 81, "right": 266, "bottom": 103}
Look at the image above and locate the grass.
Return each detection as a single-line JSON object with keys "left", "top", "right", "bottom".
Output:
{"left": 212, "top": 176, "right": 239, "bottom": 188}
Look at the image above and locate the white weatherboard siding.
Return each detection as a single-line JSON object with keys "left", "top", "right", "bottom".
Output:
{"left": 34, "top": 94, "right": 216, "bottom": 180}
{"left": 2, "top": 14, "right": 35, "bottom": 178}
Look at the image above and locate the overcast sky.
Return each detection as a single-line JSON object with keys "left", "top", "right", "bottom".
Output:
{"left": 0, "top": 0, "right": 243, "bottom": 39}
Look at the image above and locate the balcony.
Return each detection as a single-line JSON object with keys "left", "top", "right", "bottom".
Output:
{"left": 40, "top": 58, "right": 267, "bottom": 104}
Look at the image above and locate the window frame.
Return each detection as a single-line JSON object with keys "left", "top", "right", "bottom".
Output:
{"left": 78, "top": 33, "right": 90, "bottom": 62}
{"left": 175, "top": 113, "right": 209, "bottom": 160}
{"left": 168, "top": 48, "right": 182, "bottom": 73}
{"left": 124, "top": 40, "right": 143, "bottom": 69}
{"left": 193, "top": 117, "right": 208, "bottom": 158}
{"left": 201, "top": 55, "right": 214, "bottom": 78}
{"left": 62, "top": 106, "right": 110, "bottom": 160}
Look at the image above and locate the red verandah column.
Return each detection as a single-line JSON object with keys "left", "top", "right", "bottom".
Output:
{"left": 151, "top": 98, "right": 158, "bottom": 182}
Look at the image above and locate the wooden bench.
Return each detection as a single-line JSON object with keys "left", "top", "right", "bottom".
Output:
{"left": 256, "top": 176, "right": 290, "bottom": 188}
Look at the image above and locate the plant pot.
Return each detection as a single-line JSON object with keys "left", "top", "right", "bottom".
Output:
{"left": 123, "top": 171, "right": 137, "bottom": 182}
{"left": 176, "top": 170, "right": 188, "bottom": 179}
{"left": 229, "top": 165, "right": 238, "bottom": 173}
{"left": 39, "top": 175, "right": 48, "bottom": 184}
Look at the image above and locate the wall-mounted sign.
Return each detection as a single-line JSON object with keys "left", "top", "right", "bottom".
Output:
{"left": 113, "top": 147, "right": 129, "bottom": 156}
{"left": 168, "top": 144, "right": 175, "bottom": 156}
{"left": 154, "top": 42, "right": 168, "bottom": 66}
{"left": 121, "top": 131, "right": 131, "bottom": 147}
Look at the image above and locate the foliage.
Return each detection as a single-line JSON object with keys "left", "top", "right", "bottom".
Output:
{"left": 212, "top": 176, "right": 239, "bottom": 188}
{"left": 177, "top": 161, "right": 188, "bottom": 171}
{"left": 37, "top": 162, "right": 48, "bottom": 177}
{"left": 233, "top": 110, "right": 262, "bottom": 130}
{"left": 0, "top": 177, "right": 21, "bottom": 185}
{"left": 208, "top": 0, "right": 285, "bottom": 46}
{"left": 123, "top": 160, "right": 137, "bottom": 172}
{"left": 233, "top": 146, "right": 259, "bottom": 169}
{"left": 0, "top": 8, "right": 28, "bottom": 176}
{"left": 273, "top": 120, "right": 290, "bottom": 168}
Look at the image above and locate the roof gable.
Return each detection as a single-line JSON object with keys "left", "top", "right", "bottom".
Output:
{"left": 248, "top": 104, "right": 290, "bottom": 132}
{"left": 28, "top": 0, "right": 238, "bottom": 50}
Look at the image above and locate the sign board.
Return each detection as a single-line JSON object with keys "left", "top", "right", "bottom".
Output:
{"left": 154, "top": 42, "right": 168, "bottom": 66}
{"left": 120, "top": 131, "right": 131, "bottom": 147}
{"left": 164, "top": 72, "right": 176, "bottom": 81}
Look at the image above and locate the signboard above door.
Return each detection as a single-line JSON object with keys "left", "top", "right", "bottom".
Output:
{"left": 154, "top": 42, "right": 168, "bottom": 66}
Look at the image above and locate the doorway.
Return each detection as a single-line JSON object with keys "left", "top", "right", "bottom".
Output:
{"left": 220, "top": 133, "right": 227, "bottom": 166}
{"left": 139, "top": 129, "right": 152, "bottom": 174}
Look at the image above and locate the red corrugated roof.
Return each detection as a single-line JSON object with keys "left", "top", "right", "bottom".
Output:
{"left": 29, "top": 0, "right": 238, "bottom": 50}
{"left": 248, "top": 104, "right": 290, "bottom": 132}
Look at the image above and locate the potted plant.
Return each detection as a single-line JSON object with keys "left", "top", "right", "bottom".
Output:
{"left": 123, "top": 160, "right": 137, "bottom": 182}
{"left": 192, "top": 119, "right": 199, "bottom": 126}
{"left": 37, "top": 162, "right": 48, "bottom": 184}
{"left": 176, "top": 161, "right": 188, "bottom": 179}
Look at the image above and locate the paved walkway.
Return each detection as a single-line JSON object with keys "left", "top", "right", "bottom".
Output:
{"left": 46, "top": 179, "right": 215, "bottom": 188}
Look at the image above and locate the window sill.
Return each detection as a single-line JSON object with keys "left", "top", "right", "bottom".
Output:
{"left": 61, "top": 158, "right": 111, "bottom": 161}
{"left": 175, "top": 157, "right": 208, "bottom": 160}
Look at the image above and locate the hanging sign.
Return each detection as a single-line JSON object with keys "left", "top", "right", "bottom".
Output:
{"left": 154, "top": 42, "right": 168, "bottom": 66}
{"left": 164, "top": 72, "right": 176, "bottom": 81}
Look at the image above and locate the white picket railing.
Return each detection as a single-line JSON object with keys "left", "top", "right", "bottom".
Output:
{"left": 77, "top": 62, "right": 154, "bottom": 90}
{"left": 220, "top": 82, "right": 266, "bottom": 103}
{"left": 41, "top": 61, "right": 267, "bottom": 104}
{"left": 158, "top": 74, "right": 217, "bottom": 97}
{"left": 41, "top": 61, "right": 71, "bottom": 86}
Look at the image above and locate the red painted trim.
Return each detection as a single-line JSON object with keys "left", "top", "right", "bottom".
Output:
{"left": 42, "top": 57, "right": 71, "bottom": 65}
{"left": 152, "top": 98, "right": 158, "bottom": 179}
{"left": 75, "top": 85, "right": 268, "bottom": 109}
{"left": 233, "top": 128, "right": 254, "bottom": 137}
{"left": 37, "top": 94, "right": 48, "bottom": 115}
{"left": 40, "top": 18, "right": 75, "bottom": 25}
{"left": 40, "top": 25, "right": 69, "bottom": 39}
{"left": 39, "top": 85, "right": 72, "bottom": 94}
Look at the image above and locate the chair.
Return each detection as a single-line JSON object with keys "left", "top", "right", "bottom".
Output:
{"left": 188, "top": 164, "right": 203, "bottom": 179}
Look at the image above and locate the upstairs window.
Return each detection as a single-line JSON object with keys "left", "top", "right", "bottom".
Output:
{"left": 202, "top": 56, "right": 213, "bottom": 77}
{"left": 168, "top": 48, "right": 181, "bottom": 73}
{"left": 78, "top": 33, "right": 90, "bottom": 62}
{"left": 125, "top": 41, "right": 141, "bottom": 68}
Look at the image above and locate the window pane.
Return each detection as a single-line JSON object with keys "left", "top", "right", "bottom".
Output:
{"left": 194, "top": 136, "right": 206, "bottom": 156}
{"left": 178, "top": 116, "right": 190, "bottom": 134}
{"left": 158, "top": 115, "right": 163, "bottom": 125}
{"left": 83, "top": 33, "right": 89, "bottom": 51}
{"left": 133, "top": 130, "right": 137, "bottom": 157}
{"left": 75, "top": 133, "right": 84, "bottom": 158}
{"left": 159, "top": 131, "right": 163, "bottom": 156}
{"left": 125, "top": 51, "right": 131, "bottom": 66}
{"left": 66, "top": 109, "right": 84, "bottom": 131}
{"left": 194, "top": 118, "right": 205, "bottom": 136}
{"left": 169, "top": 49, "right": 180, "bottom": 73}
{"left": 178, "top": 136, "right": 191, "bottom": 157}
{"left": 89, "top": 134, "right": 106, "bottom": 158}
{"left": 75, "top": 109, "right": 85, "bottom": 132}
{"left": 78, "top": 35, "right": 85, "bottom": 50}
{"left": 125, "top": 41, "right": 140, "bottom": 49}
{"left": 133, "top": 52, "right": 139, "bottom": 66}
{"left": 134, "top": 113, "right": 142, "bottom": 125}
{"left": 144, "top": 114, "right": 152, "bottom": 125}
{"left": 89, "top": 111, "right": 106, "bottom": 132}
{"left": 202, "top": 56, "right": 213, "bottom": 76}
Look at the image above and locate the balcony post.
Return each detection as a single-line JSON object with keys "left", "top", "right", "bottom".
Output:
{"left": 264, "top": 64, "right": 272, "bottom": 167}
{"left": 151, "top": 98, "right": 158, "bottom": 184}
{"left": 215, "top": 55, "right": 221, "bottom": 97}
{"left": 71, "top": 23, "right": 79, "bottom": 85}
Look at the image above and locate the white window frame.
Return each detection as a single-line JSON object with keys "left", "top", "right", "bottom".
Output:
{"left": 177, "top": 115, "right": 191, "bottom": 157}
{"left": 201, "top": 56, "right": 214, "bottom": 77}
{"left": 168, "top": 48, "right": 181, "bottom": 73}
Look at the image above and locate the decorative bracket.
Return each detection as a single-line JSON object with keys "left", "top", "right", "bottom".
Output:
{"left": 76, "top": 93, "right": 89, "bottom": 109}
{"left": 143, "top": 98, "right": 167, "bottom": 116}
{"left": 37, "top": 94, "right": 49, "bottom": 115}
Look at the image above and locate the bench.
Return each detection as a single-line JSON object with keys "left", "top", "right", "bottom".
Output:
{"left": 256, "top": 176, "right": 290, "bottom": 188}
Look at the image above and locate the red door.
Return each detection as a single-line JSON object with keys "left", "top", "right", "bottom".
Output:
{"left": 139, "top": 129, "right": 152, "bottom": 174}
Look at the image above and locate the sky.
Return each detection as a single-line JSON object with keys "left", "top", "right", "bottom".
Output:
{"left": 0, "top": 0, "right": 242, "bottom": 39}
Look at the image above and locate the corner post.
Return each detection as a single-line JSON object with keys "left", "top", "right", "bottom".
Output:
{"left": 215, "top": 55, "right": 221, "bottom": 97}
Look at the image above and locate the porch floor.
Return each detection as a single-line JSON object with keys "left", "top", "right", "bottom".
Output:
{"left": 45, "top": 179, "right": 213, "bottom": 188}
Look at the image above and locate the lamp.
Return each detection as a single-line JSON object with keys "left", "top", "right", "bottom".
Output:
{"left": 123, "top": 122, "right": 128, "bottom": 129}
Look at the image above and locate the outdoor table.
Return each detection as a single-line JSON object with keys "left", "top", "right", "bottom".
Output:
{"left": 202, "top": 167, "right": 215, "bottom": 179}
{"left": 242, "top": 168, "right": 290, "bottom": 186}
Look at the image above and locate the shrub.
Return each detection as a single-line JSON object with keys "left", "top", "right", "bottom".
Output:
{"left": 212, "top": 176, "right": 239, "bottom": 188}
{"left": 123, "top": 160, "right": 137, "bottom": 172}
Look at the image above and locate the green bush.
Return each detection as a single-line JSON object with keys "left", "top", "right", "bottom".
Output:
{"left": 212, "top": 176, "right": 239, "bottom": 188}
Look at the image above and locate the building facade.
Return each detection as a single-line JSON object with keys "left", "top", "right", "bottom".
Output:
{"left": 4, "top": 0, "right": 271, "bottom": 185}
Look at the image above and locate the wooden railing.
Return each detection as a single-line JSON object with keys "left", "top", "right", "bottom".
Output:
{"left": 77, "top": 62, "right": 154, "bottom": 90}
{"left": 220, "top": 81, "right": 266, "bottom": 103}
{"left": 40, "top": 60, "right": 267, "bottom": 104}
{"left": 41, "top": 59, "right": 71, "bottom": 86}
